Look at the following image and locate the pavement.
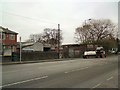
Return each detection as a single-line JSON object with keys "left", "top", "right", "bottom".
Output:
{"left": 0, "top": 58, "right": 75, "bottom": 65}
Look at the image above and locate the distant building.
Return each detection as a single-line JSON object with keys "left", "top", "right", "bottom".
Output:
{"left": 62, "top": 44, "right": 97, "bottom": 58}
{"left": 22, "top": 42, "right": 44, "bottom": 51}
{"left": 0, "top": 26, "right": 18, "bottom": 56}
{"left": 18, "top": 41, "right": 51, "bottom": 52}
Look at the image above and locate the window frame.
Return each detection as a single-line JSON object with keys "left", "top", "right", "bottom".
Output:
{"left": 2, "top": 33, "right": 6, "bottom": 40}
{"left": 10, "top": 34, "right": 15, "bottom": 40}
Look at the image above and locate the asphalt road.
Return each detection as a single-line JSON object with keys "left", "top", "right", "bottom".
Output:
{"left": 1, "top": 55, "right": 119, "bottom": 88}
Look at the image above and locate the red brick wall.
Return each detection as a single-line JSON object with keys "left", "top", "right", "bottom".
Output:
{"left": 2, "top": 33, "right": 17, "bottom": 45}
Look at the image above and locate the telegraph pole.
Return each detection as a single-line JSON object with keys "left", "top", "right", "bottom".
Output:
{"left": 0, "top": 29, "right": 2, "bottom": 62}
{"left": 0, "top": 28, "right": 2, "bottom": 90}
{"left": 58, "top": 24, "right": 60, "bottom": 59}
{"left": 20, "top": 36, "right": 22, "bottom": 62}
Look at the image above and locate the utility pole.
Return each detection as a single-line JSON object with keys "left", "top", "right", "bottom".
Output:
{"left": 20, "top": 36, "right": 22, "bottom": 62}
{"left": 0, "top": 29, "right": 3, "bottom": 62}
{"left": 58, "top": 24, "right": 60, "bottom": 59}
{"left": 0, "top": 28, "right": 2, "bottom": 90}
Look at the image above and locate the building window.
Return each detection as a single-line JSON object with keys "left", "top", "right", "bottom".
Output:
{"left": 10, "top": 34, "right": 15, "bottom": 40}
{"left": 3, "top": 45, "right": 6, "bottom": 49}
{"left": 2, "top": 33, "right": 6, "bottom": 40}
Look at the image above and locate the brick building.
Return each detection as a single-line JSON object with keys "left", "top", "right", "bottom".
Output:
{"left": 0, "top": 26, "right": 18, "bottom": 56}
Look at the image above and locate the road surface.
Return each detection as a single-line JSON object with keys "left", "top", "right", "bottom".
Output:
{"left": 1, "top": 55, "right": 119, "bottom": 88}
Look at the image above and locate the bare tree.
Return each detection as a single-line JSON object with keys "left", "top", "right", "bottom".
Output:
{"left": 25, "top": 33, "right": 43, "bottom": 43}
{"left": 26, "top": 28, "right": 63, "bottom": 46}
{"left": 75, "top": 19, "right": 117, "bottom": 45}
{"left": 43, "top": 28, "right": 62, "bottom": 46}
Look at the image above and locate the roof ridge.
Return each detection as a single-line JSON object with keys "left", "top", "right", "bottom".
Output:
{"left": 0, "top": 26, "right": 18, "bottom": 34}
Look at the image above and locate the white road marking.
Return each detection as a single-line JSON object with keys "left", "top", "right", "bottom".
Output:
{"left": 92, "top": 83, "right": 101, "bottom": 88}
{"left": 1, "top": 75, "right": 48, "bottom": 88}
{"left": 107, "top": 76, "right": 113, "bottom": 81}
{"left": 64, "top": 67, "right": 88, "bottom": 73}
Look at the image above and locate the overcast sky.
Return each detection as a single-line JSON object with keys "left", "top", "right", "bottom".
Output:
{"left": 0, "top": 0, "right": 118, "bottom": 44}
